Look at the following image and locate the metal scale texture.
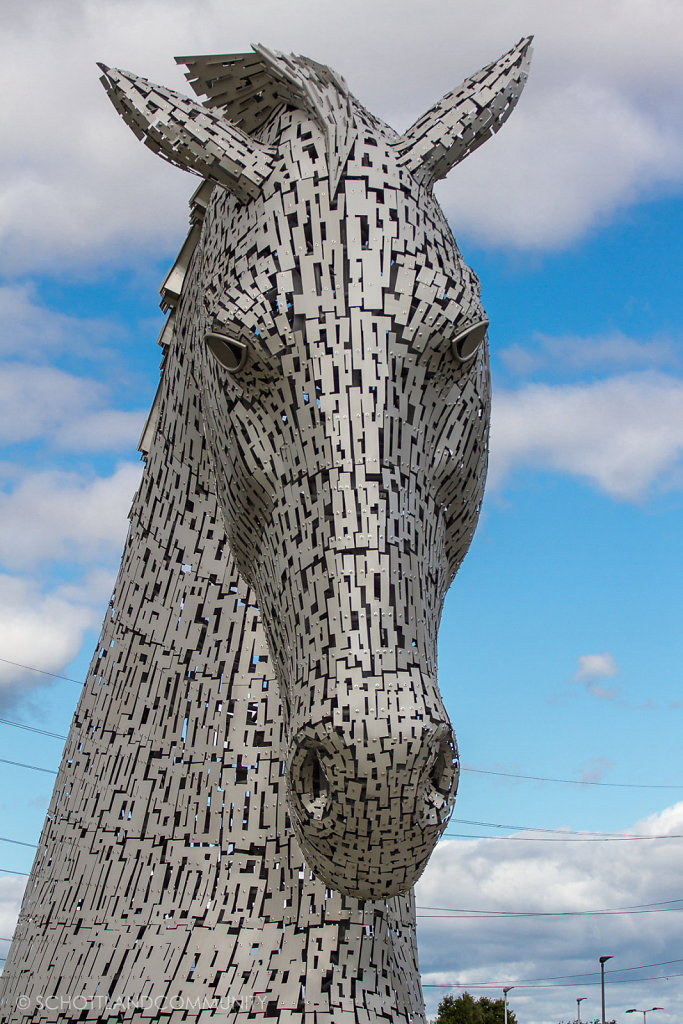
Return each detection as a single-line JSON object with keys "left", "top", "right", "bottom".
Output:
{"left": 0, "top": 38, "right": 531, "bottom": 1024}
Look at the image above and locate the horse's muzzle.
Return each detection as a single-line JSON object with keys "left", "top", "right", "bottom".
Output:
{"left": 286, "top": 708, "right": 459, "bottom": 900}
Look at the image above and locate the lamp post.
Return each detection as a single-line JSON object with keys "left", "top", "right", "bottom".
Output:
{"left": 599, "top": 956, "right": 613, "bottom": 1024}
{"left": 503, "top": 986, "right": 514, "bottom": 1024}
{"left": 626, "top": 1007, "right": 663, "bottom": 1024}
{"left": 577, "top": 996, "right": 587, "bottom": 1024}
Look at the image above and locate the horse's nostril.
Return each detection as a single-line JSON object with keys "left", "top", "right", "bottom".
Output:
{"left": 427, "top": 730, "right": 459, "bottom": 803}
{"left": 297, "top": 745, "right": 330, "bottom": 821}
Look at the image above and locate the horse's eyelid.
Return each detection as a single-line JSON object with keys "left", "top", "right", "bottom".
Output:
{"left": 451, "top": 318, "right": 489, "bottom": 364}
{"left": 205, "top": 331, "right": 248, "bottom": 372}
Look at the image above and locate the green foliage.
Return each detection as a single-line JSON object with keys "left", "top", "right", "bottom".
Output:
{"left": 436, "top": 992, "right": 518, "bottom": 1024}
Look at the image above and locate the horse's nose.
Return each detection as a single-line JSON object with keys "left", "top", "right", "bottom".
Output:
{"left": 286, "top": 715, "right": 459, "bottom": 900}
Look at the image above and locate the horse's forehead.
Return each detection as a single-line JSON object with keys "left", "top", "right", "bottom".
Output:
{"left": 215, "top": 174, "right": 463, "bottom": 277}
{"left": 199, "top": 108, "right": 475, "bottom": 329}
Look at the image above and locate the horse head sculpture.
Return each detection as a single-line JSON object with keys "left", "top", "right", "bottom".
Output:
{"left": 99, "top": 40, "right": 531, "bottom": 901}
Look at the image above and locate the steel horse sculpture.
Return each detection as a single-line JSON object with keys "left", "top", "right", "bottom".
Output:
{"left": 0, "top": 40, "right": 531, "bottom": 1023}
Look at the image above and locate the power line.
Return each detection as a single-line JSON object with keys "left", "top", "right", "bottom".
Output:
{"left": 423, "top": 971, "right": 683, "bottom": 990}
{"left": 0, "top": 717, "right": 67, "bottom": 741}
{"left": 0, "top": 758, "right": 672, "bottom": 841}
{"left": 447, "top": 817, "right": 683, "bottom": 840}
{"left": 0, "top": 836, "right": 38, "bottom": 849}
{"left": 0, "top": 656, "right": 81, "bottom": 685}
{"left": 442, "top": 830, "right": 683, "bottom": 843}
{"left": 452, "top": 816, "right": 650, "bottom": 836}
{"left": 417, "top": 906, "right": 683, "bottom": 918}
{"left": 417, "top": 898, "right": 683, "bottom": 918}
{"left": 425, "top": 957, "right": 683, "bottom": 988}
{"left": 0, "top": 764, "right": 681, "bottom": 845}
{"left": 0, "top": 767, "right": 682, "bottom": 843}
{"left": 1, "top": 655, "right": 682, "bottom": 793}
{"left": 462, "top": 766, "right": 683, "bottom": 790}
{"left": 2, "top": 852, "right": 682, "bottom": 924}
{"left": 0, "top": 757, "right": 57, "bottom": 776}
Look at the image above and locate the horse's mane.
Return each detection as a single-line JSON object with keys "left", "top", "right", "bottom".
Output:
{"left": 176, "top": 45, "right": 359, "bottom": 134}
{"left": 137, "top": 179, "right": 214, "bottom": 457}
{"left": 177, "top": 45, "right": 389, "bottom": 194}
{"left": 136, "top": 44, "right": 393, "bottom": 462}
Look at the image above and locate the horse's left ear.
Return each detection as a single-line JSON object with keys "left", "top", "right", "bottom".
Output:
{"left": 98, "top": 65, "right": 275, "bottom": 202}
{"left": 391, "top": 36, "right": 533, "bottom": 188}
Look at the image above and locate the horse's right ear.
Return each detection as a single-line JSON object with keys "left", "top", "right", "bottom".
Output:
{"left": 391, "top": 37, "right": 532, "bottom": 188}
{"left": 98, "top": 65, "right": 275, "bottom": 203}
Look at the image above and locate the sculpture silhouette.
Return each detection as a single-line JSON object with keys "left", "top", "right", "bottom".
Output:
{"left": 0, "top": 39, "right": 531, "bottom": 1023}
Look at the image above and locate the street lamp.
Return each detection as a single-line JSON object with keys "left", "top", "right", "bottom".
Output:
{"left": 503, "top": 986, "right": 514, "bottom": 1024}
{"left": 626, "top": 1007, "right": 663, "bottom": 1024}
{"left": 599, "top": 956, "right": 613, "bottom": 1024}
{"left": 577, "top": 996, "right": 587, "bottom": 1024}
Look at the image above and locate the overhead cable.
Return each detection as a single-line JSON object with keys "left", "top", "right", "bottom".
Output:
{"left": 463, "top": 766, "right": 683, "bottom": 790}
{"left": 0, "top": 717, "right": 67, "bottom": 741}
{"left": 0, "top": 757, "right": 57, "bottom": 776}
{"left": 0, "top": 656, "right": 81, "bottom": 685}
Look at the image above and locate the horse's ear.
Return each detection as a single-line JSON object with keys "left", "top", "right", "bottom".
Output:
{"left": 391, "top": 37, "right": 532, "bottom": 187}
{"left": 98, "top": 65, "right": 275, "bottom": 202}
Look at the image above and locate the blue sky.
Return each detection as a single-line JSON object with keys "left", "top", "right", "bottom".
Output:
{"left": 1, "top": 1, "right": 682, "bottom": 1022}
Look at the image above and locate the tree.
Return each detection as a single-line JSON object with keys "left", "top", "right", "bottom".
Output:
{"left": 436, "top": 993, "right": 518, "bottom": 1024}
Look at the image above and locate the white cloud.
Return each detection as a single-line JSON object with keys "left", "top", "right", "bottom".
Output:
{"left": 54, "top": 408, "right": 146, "bottom": 452}
{"left": 583, "top": 682, "right": 620, "bottom": 701}
{"left": 0, "top": 363, "right": 145, "bottom": 451}
{"left": 436, "top": 75, "right": 683, "bottom": 249}
{"left": 0, "top": 283, "right": 118, "bottom": 360}
{"left": 0, "top": 873, "right": 26, "bottom": 946}
{"left": 0, "top": 0, "right": 682, "bottom": 267}
{"left": 0, "top": 575, "right": 97, "bottom": 709}
{"left": 500, "top": 332, "right": 680, "bottom": 379}
{"left": 489, "top": 372, "right": 683, "bottom": 500}
{"left": 574, "top": 653, "right": 619, "bottom": 682}
{"left": 4, "top": 802, "right": 683, "bottom": 1023}
{"left": 417, "top": 801, "right": 683, "bottom": 1024}
{"left": 0, "top": 463, "right": 141, "bottom": 571}
{"left": 0, "top": 364, "right": 92, "bottom": 445}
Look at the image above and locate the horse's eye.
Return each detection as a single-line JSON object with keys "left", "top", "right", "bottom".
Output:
{"left": 451, "top": 318, "right": 488, "bottom": 364}
{"left": 205, "top": 331, "right": 248, "bottom": 372}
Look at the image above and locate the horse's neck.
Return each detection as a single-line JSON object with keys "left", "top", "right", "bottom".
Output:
{"left": 0, "top": 197, "right": 426, "bottom": 1024}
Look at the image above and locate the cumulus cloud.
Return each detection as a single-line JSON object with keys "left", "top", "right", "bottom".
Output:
{"left": 0, "top": 283, "right": 119, "bottom": 360}
{"left": 0, "top": 460, "right": 136, "bottom": 706}
{"left": 0, "top": 575, "right": 96, "bottom": 708}
{"left": 0, "top": 463, "right": 141, "bottom": 571}
{"left": 488, "top": 372, "right": 683, "bottom": 500}
{"left": 500, "top": 332, "right": 680, "bottom": 379}
{"left": 437, "top": 75, "right": 683, "bottom": 249}
{"left": 0, "top": 363, "right": 145, "bottom": 451}
{"left": 574, "top": 653, "right": 619, "bottom": 682}
{"left": 0, "top": 0, "right": 682, "bottom": 268}
{"left": 0, "top": 873, "right": 26, "bottom": 947}
{"left": 4, "top": 803, "right": 683, "bottom": 1022}
{"left": 53, "top": 408, "right": 146, "bottom": 453}
{"left": 417, "top": 801, "right": 683, "bottom": 1024}
{"left": 568, "top": 653, "right": 620, "bottom": 704}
